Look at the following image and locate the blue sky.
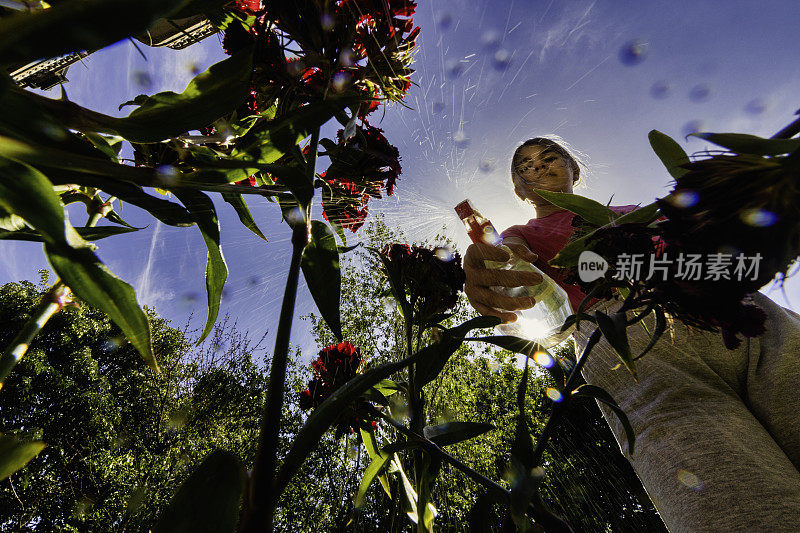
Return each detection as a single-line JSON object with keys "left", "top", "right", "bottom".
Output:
{"left": 3, "top": 0, "right": 799, "bottom": 359}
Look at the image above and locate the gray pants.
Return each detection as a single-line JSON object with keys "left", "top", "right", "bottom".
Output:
{"left": 574, "top": 291, "right": 800, "bottom": 532}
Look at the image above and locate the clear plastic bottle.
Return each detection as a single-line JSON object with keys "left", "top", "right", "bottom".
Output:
{"left": 455, "top": 199, "right": 575, "bottom": 348}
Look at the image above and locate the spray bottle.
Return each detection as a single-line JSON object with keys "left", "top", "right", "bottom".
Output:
{"left": 455, "top": 199, "right": 575, "bottom": 348}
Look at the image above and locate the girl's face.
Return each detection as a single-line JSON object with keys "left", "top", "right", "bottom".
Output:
{"left": 512, "top": 144, "right": 575, "bottom": 203}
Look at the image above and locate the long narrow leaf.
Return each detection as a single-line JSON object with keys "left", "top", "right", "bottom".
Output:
{"left": 594, "top": 310, "right": 636, "bottom": 380}
{"left": 221, "top": 191, "right": 267, "bottom": 241}
{"left": 0, "top": 226, "right": 139, "bottom": 242}
{"left": 174, "top": 191, "right": 228, "bottom": 342}
{"left": 354, "top": 441, "right": 416, "bottom": 509}
{"left": 423, "top": 422, "right": 494, "bottom": 447}
{"left": 533, "top": 190, "right": 620, "bottom": 227}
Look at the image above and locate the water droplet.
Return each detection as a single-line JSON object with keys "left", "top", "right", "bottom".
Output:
{"left": 453, "top": 130, "right": 469, "bottom": 147}
{"left": 650, "top": 80, "right": 671, "bottom": 99}
{"left": 221, "top": 287, "right": 231, "bottom": 300}
{"left": 677, "top": 469, "right": 703, "bottom": 490}
{"left": 39, "top": 121, "right": 67, "bottom": 141}
{"left": 332, "top": 70, "right": 352, "bottom": 92}
{"left": 156, "top": 165, "right": 179, "bottom": 186}
{"left": 689, "top": 84, "right": 711, "bottom": 102}
{"left": 320, "top": 12, "right": 335, "bottom": 31}
{"left": 741, "top": 208, "right": 777, "bottom": 227}
{"left": 717, "top": 244, "right": 741, "bottom": 257}
{"left": 100, "top": 336, "right": 124, "bottom": 353}
{"left": 343, "top": 117, "right": 357, "bottom": 140}
{"left": 479, "top": 159, "right": 494, "bottom": 173}
{"left": 434, "top": 246, "right": 454, "bottom": 261}
{"left": 493, "top": 49, "right": 510, "bottom": 70}
{"left": 745, "top": 98, "right": 768, "bottom": 115}
{"left": 183, "top": 292, "right": 199, "bottom": 305}
{"left": 437, "top": 11, "right": 452, "bottom": 29}
{"left": 530, "top": 466, "right": 546, "bottom": 480}
{"left": 287, "top": 60, "right": 306, "bottom": 77}
{"left": 681, "top": 120, "right": 705, "bottom": 138}
{"left": 545, "top": 387, "right": 563, "bottom": 402}
{"left": 432, "top": 101, "right": 445, "bottom": 115}
{"left": 445, "top": 58, "right": 463, "bottom": 79}
{"left": 285, "top": 207, "right": 306, "bottom": 225}
{"left": 339, "top": 48, "right": 355, "bottom": 67}
{"left": 533, "top": 351, "right": 554, "bottom": 368}
{"left": 618, "top": 39, "right": 648, "bottom": 66}
{"left": 248, "top": 276, "right": 260, "bottom": 287}
{"left": 669, "top": 190, "right": 699, "bottom": 208}
{"left": 481, "top": 29, "right": 500, "bottom": 49}
{"left": 187, "top": 62, "right": 202, "bottom": 75}
{"left": 131, "top": 70, "right": 152, "bottom": 89}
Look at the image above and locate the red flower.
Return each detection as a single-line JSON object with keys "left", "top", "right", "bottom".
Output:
{"left": 299, "top": 341, "right": 374, "bottom": 435}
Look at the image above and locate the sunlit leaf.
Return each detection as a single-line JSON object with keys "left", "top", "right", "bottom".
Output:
{"left": 0, "top": 433, "right": 46, "bottom": 481}
{"left": 354, "top": 441, "right": 417, "bottom": 509}
{"left": 532, "top": 190, "right": 620, "bottom": 227}
{"left": 465, "top": 335, "right": 565, "bottom": 389}
{"left": 153, "top": 450, "right": 246, "bottom": 533}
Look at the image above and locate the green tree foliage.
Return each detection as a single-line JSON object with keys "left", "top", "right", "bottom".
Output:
{"left": 0, "top": 279, "right": 268, "bottom": 532}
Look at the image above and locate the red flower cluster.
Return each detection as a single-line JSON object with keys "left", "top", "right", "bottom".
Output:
{"left": 299, "top": 341, "right": 373, "bottom": 435}
{"left": 321, "top": 124, "right": 401, "bottom": 232}
{"left": 379, "top": 244, "right": 466, "bottom": 322}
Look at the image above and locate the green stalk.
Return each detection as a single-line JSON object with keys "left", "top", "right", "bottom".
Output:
{"left": 0, "top": 283, "right": 67, "bottom": 389}
{"left": 243, "top": 128, "right": 319, "bottom": 532}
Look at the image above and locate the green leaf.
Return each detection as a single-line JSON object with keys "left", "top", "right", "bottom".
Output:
{"left": 153, "top": 450, "right": 246, "bottom": 533}
{"left": 0, "top": 0, "right": 184, "bottom": 66}
{"left": 301, "top": 221, "right": 342, "bottom": 340}
{"left": 120, "top": 49, "right": 253, "bottom": 142}
{"left": 46, "top": 244, "right": 156, "bottom": 370}
{"left": 532, "top": 190, "right": 620, "bottom": 227}
{"left": 415, "top": 315, "right": 501, "bottom": 387}
{"left": 0, "top": 226, "right": 139, "bottom": 242}
{"left": 689, "top": 132, "right": 800, "bottom": 156}
{"left": 509, "top": 360, "right": 537, "bottom": 528}
{"left": 573, "top": 384, "right": 635, "bottom": 455}
{"left": 423, "top": 422, "right": 495, "bottom": 447}
{"left": 0, "top": 156, "right": 155, "bottom": 368}
{"left": 220, "top": 191, "right": 267, "bottom": 241}
{"left": 0, "top": 433, "right": 46, "bottom": 481}
{"left": 354, "top": 441, "right": 416, "bottom": 509}
{"left": 359, "top": 427, "right": 392, "bottom": 498}
{"left": 594, "top": 310, "right": 636, "bottom": 380}
{"left": 648, "top": 130, "right": 690, "bottom": 179}
{"left": 174, "top": 191, "right": 228, "bottom": 343}
{"left": 550, "top": 202, "right": 661, "bottom": 268}
{"left": 5, "top": 50, "right": 252, "bottom": 144}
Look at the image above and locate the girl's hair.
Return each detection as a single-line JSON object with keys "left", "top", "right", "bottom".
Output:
{"left": 511, "top": 137, "right": 582, "bottom": 186}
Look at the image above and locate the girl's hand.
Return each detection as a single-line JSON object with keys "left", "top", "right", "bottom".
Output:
{"left": 463, "top": 242, "right": 542, "bottom": 323}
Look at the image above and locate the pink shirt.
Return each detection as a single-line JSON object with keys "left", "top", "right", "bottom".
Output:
{"left": 501, "top": 205, "right": 639, "bottom": 311}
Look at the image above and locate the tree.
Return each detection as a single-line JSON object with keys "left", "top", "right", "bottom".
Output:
{"left": 0, "top": 278, "right": 270, "bottom": 532}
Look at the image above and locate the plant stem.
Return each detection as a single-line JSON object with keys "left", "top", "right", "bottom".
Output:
{"left": 243, "top": 128, "right": 319, "bottom": 532}
{"left": 0, "top": 283, "right": 68, "bottom": 389}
